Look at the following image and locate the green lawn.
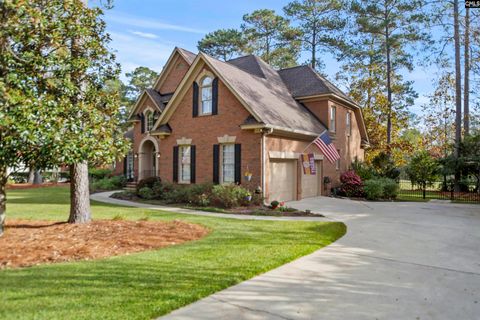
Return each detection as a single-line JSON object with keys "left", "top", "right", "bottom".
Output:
{"left": 1, "top": 186, "right": 345, "bottom": 320}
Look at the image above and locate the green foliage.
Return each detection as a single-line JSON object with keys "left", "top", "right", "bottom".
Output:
{"left": 4, "top": 186, "right": 345, "bottom": 320}
{"left": 211, "top": 184, "right": 251, "bottom": 208}
{"left": 406, "top": 151, "right": 439, "bottom": 190}
{"left": 283, "top": 0, "right": 345, "bottom": 70}
{"left": 363, "top": 178, "right": 398, "bottom": 200}
{"left": 351, "top": 160, "right": 376, "bottom": 181}
{"left": 125, "top": 66, "right": 158, "bottom": 101}
{"left": 198, "top": 29, "right": 246, "bottom": 61}
{"left": 270, "top": 200, "right": 280, "bottom": 208}
{"left": 138, "top": 187, "right": 155, "bottom": 200}
{"left": 89, "top": 168, "right": 113, "bottom": 180}
{"left": 371, "top": 152, "right": 401, "bottom": 180}
{"left": 136, "top": 177, "right": 162, "bottom": 192}
{"left": 90, "top": 175, "right": 126, "bottom": 193}
{"left": 363, "top": 179, "right": 384, "bottom": 200}
{"left": 241, "top": 9, "right": 301, "bottom": 68}
{"left": 380, "top": 178, "right": 399, "bottom": 199}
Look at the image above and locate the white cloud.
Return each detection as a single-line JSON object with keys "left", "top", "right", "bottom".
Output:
{"left": 106, "top": 14, "right": 206, "bottom": 34}
{"left": 108, "top": 31, "right": 174, "bottom": 79}
{"left": 129, "top": 30, "right": 158, "bottom": 39}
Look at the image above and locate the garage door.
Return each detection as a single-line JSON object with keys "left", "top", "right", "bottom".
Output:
{"left": 269, "top": 160, "right": 296, "bottom": 202}
{"left": 301, "top": 161, "right": 321, "bottom": 199}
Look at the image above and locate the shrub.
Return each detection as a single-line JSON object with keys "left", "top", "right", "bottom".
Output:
{"left": 363, "top": 179, "right": 384, "bottom": 200}
{"left": 89, "top": 168, "right": 113, "bottom": 180}
{"left": 138, "top": 187, "right": 155, "bottom": 200}
{"left": 380, "top": 178, "right": 399, "bottom": 199}
{"left": 351, "top": 160, "right": 376, "bottom": 181}
{"left": 270, "top": 200, "right": 280, "bottom": 208}
{"left": 211, "top": 184, "right": 251, "bottom": 208}
{"left": 90, "top": 175, "right": 126, "bottom": 193}
{"left": 340, "top": 170, "right": 363, "bottom": 197}
{"left": 136, "top": 177, "right": 162, "bottom": 193}
{"left": 152, "top": 181, "right": 175, "bottom": 199}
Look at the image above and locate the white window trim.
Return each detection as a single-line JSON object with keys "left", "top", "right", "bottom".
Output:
{"left": 220, "top": 144, "right": 235, "bottom": 184}
{"left": 346, "top": 111, "right": 351, "bottom": 136}
{"left": 143, "top": 106, "right": 155, "bottom": 132}
{"left": 178, "top": 145, "right": 191, "bottom": 184}
{"left": 330, "top": 105, "right": 336, "bottom": 133}
{"left": 196, "top": 70, "right": 215, "bottom": 116}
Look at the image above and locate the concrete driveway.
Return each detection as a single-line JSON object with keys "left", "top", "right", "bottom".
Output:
{"left": 160, "top": 197, "right": 480, "bottom": 320}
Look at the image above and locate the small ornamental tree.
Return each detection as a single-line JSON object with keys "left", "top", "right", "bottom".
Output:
{"left": 406, "top": 151, "right": 439, "bottom": 199}
{"left": 340, "top": 170, "right": 363, "bottom": 197}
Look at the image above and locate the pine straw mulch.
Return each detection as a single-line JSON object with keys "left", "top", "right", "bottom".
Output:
{"left": 0, "top": 219, "right": 209, "bottom": 269}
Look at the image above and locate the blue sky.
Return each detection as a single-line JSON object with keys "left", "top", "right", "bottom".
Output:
{"left": 101, "top": 0, "right": 434, "bottom": 114}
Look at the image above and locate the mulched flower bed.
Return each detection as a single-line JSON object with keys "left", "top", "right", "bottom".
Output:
{"left": 0, "top": 219, "right": 209, "bottom": 269}
{"left": 110, "top": 192, "right": 324, "bottom": 217}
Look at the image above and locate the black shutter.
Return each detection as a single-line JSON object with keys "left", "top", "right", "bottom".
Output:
{"left": 234, "top": 144, "right": 241, "bottom": 184}
{"left": 173, "top": 146, "right": 179, "bottom": 182}
{"left": 140, "top": 113, "right": 145, "bottom": 133}
{"left": 190, "top": 145, "right": 196, "bottom": 184}
{"left": 123, "top": 156, "right": 127, "bottom": 175}
{"left": 192, "top": 82, "right": 199, "bottom": 118}
{"left": 213, "top": 144, "right": 220, "bottom": 184}
{"left": 212, "top": 78, "right": 218, "bottom": 115}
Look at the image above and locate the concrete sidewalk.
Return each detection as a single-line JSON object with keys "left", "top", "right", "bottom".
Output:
{"left": 156, "top": 197, "right": 480, "bottom": 320}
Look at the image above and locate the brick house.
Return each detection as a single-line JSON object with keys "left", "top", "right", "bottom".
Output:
{"left": 115, "top": 47, "right": 369, "bottom": 202}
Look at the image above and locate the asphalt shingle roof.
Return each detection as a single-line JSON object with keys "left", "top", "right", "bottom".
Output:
{"left": 205, "top": 54, "right": 326, "bottom": 134}
{"left": 278, "top": 65, "right": 355, "bottom": 103}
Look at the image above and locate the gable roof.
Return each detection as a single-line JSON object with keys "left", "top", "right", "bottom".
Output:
{"left": 177, "top": 47, "right": 197, "bottom": 64}
{"left": 278, "top": 65, "right": 355, "bottom": 103}
{"left": 154, "top": 52, "right": 327, "bottom": 135}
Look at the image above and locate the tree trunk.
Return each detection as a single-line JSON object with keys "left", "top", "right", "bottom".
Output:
{"left": 33, "top": 170, "right": 42, "bottom": 185}
{"left": 464, "top": 8, "right": 470, "bottom": 136}
{"left": 385, "top": 23, "right": 392, "bottom": 146}
{"left": 453, "top": 0, "right": 462, "bottom": 192}
{"left": 0, "top": 167, "right": 7, "bottom": 237}
{"left": 68, "top": 161, "right": 91, "bottom": 224}
{"left": 27, "top": 167, "right": 35, "bottom": 184}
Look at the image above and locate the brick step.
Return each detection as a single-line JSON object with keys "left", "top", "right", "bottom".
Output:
{"left": 124, "top": 182, "right": 137, "bottom": 192}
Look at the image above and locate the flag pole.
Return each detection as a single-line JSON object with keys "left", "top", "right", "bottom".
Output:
{"left": 301, "top": 130, "right": 327, "bottom": 154}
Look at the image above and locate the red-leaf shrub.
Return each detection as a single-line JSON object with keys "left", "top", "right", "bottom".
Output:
{"left": 340, "top": 170, "right": 364, "bottom": 197}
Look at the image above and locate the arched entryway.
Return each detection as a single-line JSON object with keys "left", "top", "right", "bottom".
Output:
{"left": 138, "top": 137, "right": 159, "bottom": 180}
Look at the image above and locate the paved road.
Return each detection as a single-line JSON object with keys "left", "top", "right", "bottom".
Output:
{"left": 156, "top": 197, "right": 480, "bottom": 320}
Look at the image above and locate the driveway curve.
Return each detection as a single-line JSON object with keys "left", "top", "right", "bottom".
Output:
{"left": 92, "top": 192, "right": 480, "bottom": 319}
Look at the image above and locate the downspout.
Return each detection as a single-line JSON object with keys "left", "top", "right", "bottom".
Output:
{"left": 261, "top": 127, "right": 273, "bottom": 205}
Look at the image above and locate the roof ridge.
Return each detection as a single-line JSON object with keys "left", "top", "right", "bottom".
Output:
{"left": 278, "top": 64, "right": 309, "bottom": 72}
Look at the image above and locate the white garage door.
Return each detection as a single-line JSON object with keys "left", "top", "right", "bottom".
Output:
{"left": 269, "top": 160, "right": 296, "bottom": 202}
{"left": 301, "top": 161, "right": 321, "bottom": 199}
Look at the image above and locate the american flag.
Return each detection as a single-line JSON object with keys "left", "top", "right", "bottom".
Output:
{"left": 313, "top": 131, "right": 340, "bottom": 164}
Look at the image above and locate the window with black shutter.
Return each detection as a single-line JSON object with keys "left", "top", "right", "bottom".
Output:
{"left": 213, "top": 144, "right": 220, "bottom": 184}
{"left": 192, "top": 82, "right": 199, "bottom": 118}
{"left": 173, "top": 146, "right": 179, "bottom": 182}
{"left": 212, "top": 77, "right": 218, "bottom": 115}
{"left": 234, "top": 144, "right": 241, "bottom": 184}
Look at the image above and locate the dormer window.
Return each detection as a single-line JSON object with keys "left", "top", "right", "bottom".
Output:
{"left": 145, "top": 110, "right": 154, "bottom": 132}
{"left": 200, "top": 76, "right": 213, "bottom": 115}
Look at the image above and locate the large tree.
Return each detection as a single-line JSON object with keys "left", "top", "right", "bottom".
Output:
{"left": 51, "top": 0, "right": 129, "bottom": 223}
{"left": 349, "top": 0, "right": 428, "bottom": 146}
{"left": 197, "top": 29, "right": 246, "bottom": 61}
{"left": 283, "top": 0, "right": 345, "bottom": 70}
{"left": 0, "top": 0, "right": 67, "bottom": 236}
{"left": 241, "top": 9, "right": 301, "bottom": 69}
{"left": 125, "top": 66, "right": 158, "bottom": 99}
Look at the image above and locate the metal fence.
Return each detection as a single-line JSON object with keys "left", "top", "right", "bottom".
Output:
{"left": 398, "top": 179, "right": 480, "bottom": 203}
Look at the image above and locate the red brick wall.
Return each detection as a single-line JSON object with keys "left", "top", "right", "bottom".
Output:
{"left": 158, "top": 73, "right": 262, "bottom": 191}
{"left": 157, "top": 55, "right": 190, "bottom": 94}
